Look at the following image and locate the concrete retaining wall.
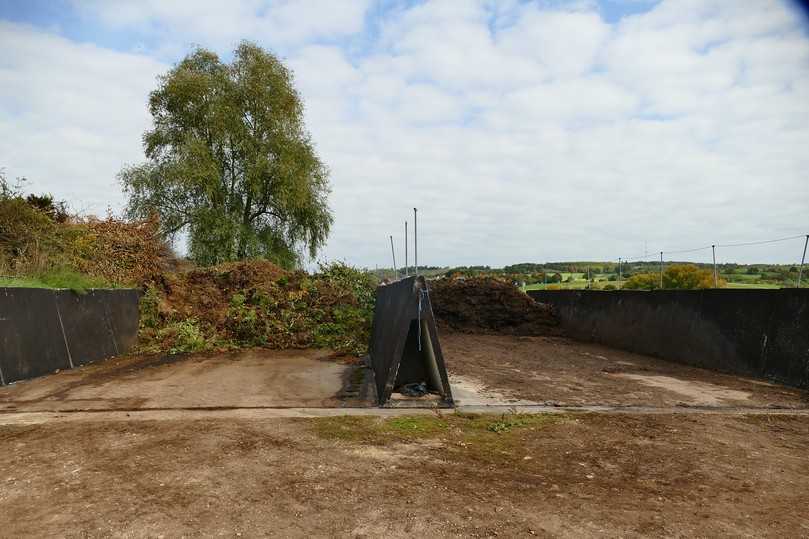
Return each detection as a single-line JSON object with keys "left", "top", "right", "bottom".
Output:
{"left": 528, "top": 289, "right": 809, "bottom": 389}
{"left": 0, "top": 288, "right": 140, "bottom": 385}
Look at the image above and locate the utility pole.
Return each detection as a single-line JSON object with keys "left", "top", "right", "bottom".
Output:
{"left": 413, "top": 208, "right": 418, "bottom": 276}
{"left": 712, "top": 244, "right": 718, "bottom": 288}
{"left": 389, "top": 235, "right": 397, "bottom": 280}
{"left": 798, "top": 235, "right": 809, "bottom": 288}
{"left": 659, "top": 251, "right": 664, "bottom": 290}
{"left": 404, "top": 221, "right": 408, "bottom": 277}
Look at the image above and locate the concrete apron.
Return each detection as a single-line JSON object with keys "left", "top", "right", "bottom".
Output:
{"left": 1, "top": 404, "right": 808, "bottom": 426}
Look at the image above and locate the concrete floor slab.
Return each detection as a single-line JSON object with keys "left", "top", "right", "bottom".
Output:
{"left": 0, "top": 348, "right": 371, "bottom": 412}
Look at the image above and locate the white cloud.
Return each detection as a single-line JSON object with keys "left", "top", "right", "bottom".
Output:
{"left": 0, "top": 22, "right": 166, "bottom": 214}
{"left": 499, "top": 8, "right": 611, "bottom": 79}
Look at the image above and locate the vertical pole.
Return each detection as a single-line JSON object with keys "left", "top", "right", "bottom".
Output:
{"left": 413, "top": 208, "right": 418, "bottom": 276}
{"left": 618, "top": 258, "right": 622, "bottom": 288}
{"left": 712, "top": 244, "right": 717, "bottom": 288}
{"left": 389, "top": 235, "right": 397, "bottom": 279}
{"left": 798, "top": 235, "right": 809, "bottom": 288}
{"left": 404, "top": 221, "right": 408, "bottom": 277}
{"left": 659, "top": 251, "right": 664, "bottom": 290}
{"left": 543, "top": 270, "right": 547, "bottom": 290}
{"left": 587, "top": 267, "right": 591, "bottom": 289}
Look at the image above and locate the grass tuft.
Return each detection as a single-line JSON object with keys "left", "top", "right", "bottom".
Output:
{"left": 309, "top": 412, "right": 567, "bottom": 466}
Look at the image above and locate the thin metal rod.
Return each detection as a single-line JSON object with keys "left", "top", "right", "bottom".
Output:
{"left": 712, "top": 244, "right": 717, "bottom": 288}
{"left": 659, "top": 251, "right": 664, "bottom": 289}
{"left": 389, "top": 235, "right": 397, "bottom": 279}
{"left": 404, "top": 221, "right": 408, "bottom": 277}
{"left": 413, "top": 208, "right": 418, "bottom": 276}
{"left": 798, "top": 235, "right": 808, "bottom": 288}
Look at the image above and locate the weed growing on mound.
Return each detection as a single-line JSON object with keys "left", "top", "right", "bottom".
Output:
{"left": 161, "top": 319, "right": 209, "bottom": 354}
{"left": 137, "top": 260, "right": 377, "bottom": 356}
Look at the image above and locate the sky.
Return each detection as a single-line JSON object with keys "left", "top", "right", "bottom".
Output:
{"left": 1, "top": 0, "right": 808, "bottom": 268}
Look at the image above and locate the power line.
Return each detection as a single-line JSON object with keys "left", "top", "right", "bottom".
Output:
{"left": 659, "top": 245, "right": 712, "bottom": 255}
{"left": 621, "top": 233, "right": 806, "bottom": 263}
{"left": 716, "top": 234, "right": 806, "bottom": 248}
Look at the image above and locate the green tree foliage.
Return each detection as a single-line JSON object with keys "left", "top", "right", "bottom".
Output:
{"left": 623, "top": 264, "right": 724, "bottom": 290}
{"left": 120, "top": 42, "right": 332, "bottom": 268}
{"left": 622, "top": 272, "right": 660, "bottom": 290}
{"left": 663, "top": 264, "right": 723, "bottom": 289}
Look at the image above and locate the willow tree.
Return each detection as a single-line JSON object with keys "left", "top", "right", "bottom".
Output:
{"left": 120, "top": 42, "right": 332, "bottom": 267}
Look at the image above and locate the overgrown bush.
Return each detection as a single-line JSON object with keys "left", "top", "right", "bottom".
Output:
{"left": 0, "top": 175, "right": 66, "bottom": 275}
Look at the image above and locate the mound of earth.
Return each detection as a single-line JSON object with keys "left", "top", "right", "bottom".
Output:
{"left": 428, "top": 277, "right": 561, "bottom": 336}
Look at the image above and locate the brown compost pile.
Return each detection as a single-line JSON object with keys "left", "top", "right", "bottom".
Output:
{"left": 429, "top": 277, "right": 562, "bottom": 336}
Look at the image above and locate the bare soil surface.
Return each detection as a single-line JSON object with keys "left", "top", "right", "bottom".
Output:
{"left": 1, "top": 412, "right": 808, "bottom": 537}
{"left": 3, "top": 334, "right": 809, "bottom": 536}
{"left": 0, "top": 348, "right": 370, "bottom": 412}
{"left": 442, "top": 333, "right": 809, "bottom": 409}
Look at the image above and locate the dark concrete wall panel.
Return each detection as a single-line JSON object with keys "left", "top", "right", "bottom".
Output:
{"left": 0, "top": 288, "right": 140, "bottom": 384}
{"left": 56, "top": 290, "right": 118, "bottom": 366}
{"left": 0, "top": 288, "right": 71, "bottom": 383}
{"left": 100, "top": 289, "right": 141, "bottom": 355}
{"left": 528, "top": 289, "right": 809, "bottom": 388}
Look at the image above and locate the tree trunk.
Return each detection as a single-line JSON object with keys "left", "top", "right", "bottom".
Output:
{"left": 236, "top": 194, "right": 253, "bottom": 259}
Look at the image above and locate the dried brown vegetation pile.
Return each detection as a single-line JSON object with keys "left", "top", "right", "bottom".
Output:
{"left": 1, "top": 179, "right": 169, "bottom": 286}
{"left": 429, "top": 277, "right": 561, "bottom": 336}
{"left": 68, "top": 216, "right": 169, "bottom": 285}
{"left": 138, "top": 261, "right": 376, "bottom": 356}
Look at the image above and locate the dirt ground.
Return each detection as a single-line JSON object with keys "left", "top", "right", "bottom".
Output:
{"left": 2, "top": 334, "right": 809, "bottom": 537}
{"left": 1, "top": 412, "right": 808, "bottom": 537}
{"left": 442, "top": 333, "right": 808, "bottom": 409}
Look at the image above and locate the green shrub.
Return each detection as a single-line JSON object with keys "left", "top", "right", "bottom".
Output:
{"left": 314, "top": 262, "right": 377, "bottom": 355}
{"left": 226, "top": 293, "right": 267, "bottom": 346}
{"left": 160, "top": 318, "right": 208, "bottom": 354}
{"left": 139, "top": 285, "right": 161, "bottom": 329}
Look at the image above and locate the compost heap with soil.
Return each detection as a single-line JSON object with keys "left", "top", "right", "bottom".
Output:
{"left": 429, "top": 277, "right": 561, "bottom": 336}
{"left": 138, "top": 261, "right": 374, "bottom": 356}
